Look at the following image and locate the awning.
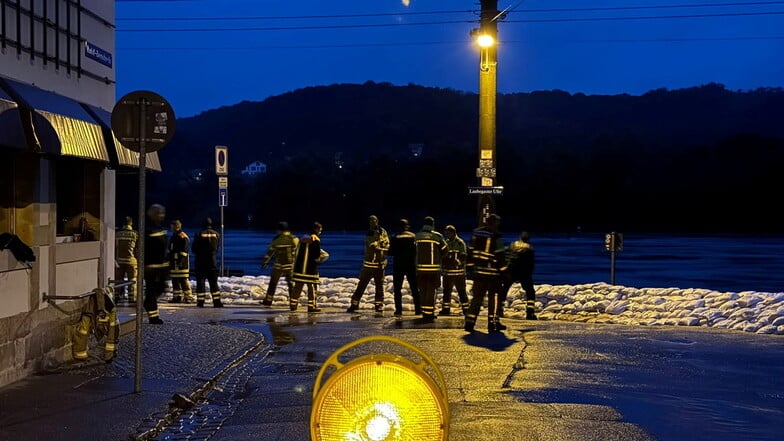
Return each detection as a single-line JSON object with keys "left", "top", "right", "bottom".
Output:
{"left": 0, "top": 77, "right": 109, "bottom": 162}
{"left": 0, "top": 87, "right": 28, "bottom": 151}
{"left": 82, "top": 104, "right": 162, "bottom": 172}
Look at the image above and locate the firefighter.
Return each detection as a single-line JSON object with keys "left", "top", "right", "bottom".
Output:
{"left": 347, "top": 215, "right": 389, "bottom": 314}
{"left": 464, "top": 214, "right": 508, "bottom": 333}
{"left": 501, "top": 231, "right": 538, "bottom": 320}
{"left": 168, "top": 219, "right": 194, "bottom": 304}
{"left": 115, "top": 216, "right": 139, "bottom": 303}
{"left": 192, "top": 217, "right": 221, "bottom": 308}
{"left": 290, "top": 222, "right": 329, "bottom": 312}
{"left": 260, "top": 221, "right": 299, "bottom": 307}
{"left": 144, "top": 204, "right": 169, "bottom": 324}
{"left": 440, "top": 224, "right": 470, "bottom": 316}
{"left": 388, "top": 218, "right": 420, "bottom": 317}
{"left": 414, "top": 216, "right": 448, "bottom": 322}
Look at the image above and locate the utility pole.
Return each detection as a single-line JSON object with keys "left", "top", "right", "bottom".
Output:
{"left": 475, "top": 0, "right": 500, "bottom": 225}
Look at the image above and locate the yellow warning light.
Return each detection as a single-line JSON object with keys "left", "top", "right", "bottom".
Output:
{"left": 310, "top": 336, "right": 449, "bottom": 441}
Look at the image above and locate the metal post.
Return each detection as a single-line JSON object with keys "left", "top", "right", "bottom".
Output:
{"left": 610, "top": 249, "right": 616, "bottom": 285}
{"left": 477, "top": 0, "right": 499, "bottom": 225}
{"left": 134, "top": 98, "right": 147, "bottom": 393}
{"left": 220, "top": 205, "right": 225, "bottom": 277}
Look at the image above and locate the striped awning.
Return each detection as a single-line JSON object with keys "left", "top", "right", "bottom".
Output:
{"left": 0, "top": 77, "right": 109, "bottom": 162}
{"left": 0, "top": 87, "right": 28, "bottom": 151}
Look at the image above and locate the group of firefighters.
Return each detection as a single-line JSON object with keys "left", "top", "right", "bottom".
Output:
{"left": 261, "top": 214, "right": 538, "bottom": 334}
{"left": 114, "top": 204, "right": 223, "bottom": 325}
{"left": 114, "top": 206, "right": 537, "bottom": 335}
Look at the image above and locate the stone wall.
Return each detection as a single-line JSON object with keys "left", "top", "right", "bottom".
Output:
{"left": 0, "top": 302, "right": 82, "bottom": 388}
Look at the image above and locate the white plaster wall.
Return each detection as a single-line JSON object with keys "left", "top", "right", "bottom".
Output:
{"left": 0, "top": 0, "right": 116, "bottom": 109}
{"left": 0, "top": 262, "right": 31, "bottom": 319}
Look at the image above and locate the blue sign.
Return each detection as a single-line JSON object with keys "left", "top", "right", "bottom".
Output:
{"left": 219, "top": 188, "right": 228, "bottom": 207}
{"left": 84, "top": 42, "right": 113, "bottom": 68}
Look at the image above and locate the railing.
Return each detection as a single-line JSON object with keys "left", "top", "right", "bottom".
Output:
{"left": 42, "top": 280, "right": 136, "bottom": 304}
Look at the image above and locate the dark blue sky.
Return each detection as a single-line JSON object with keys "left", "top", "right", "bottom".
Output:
{"left": 116, "top": 0, "right": 784, "bottom": 117}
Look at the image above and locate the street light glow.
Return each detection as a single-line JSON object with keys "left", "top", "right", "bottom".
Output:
{"left": 476, "top": 34, "right": 494, "bottom": 48}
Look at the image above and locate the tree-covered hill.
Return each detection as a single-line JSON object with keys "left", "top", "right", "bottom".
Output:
{"left": 119, "top": 81, "right": 784, "bottom": 233}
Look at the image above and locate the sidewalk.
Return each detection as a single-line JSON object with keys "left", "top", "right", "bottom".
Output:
{"left": 0, "top": 306, "right": 264, "bottom": 441}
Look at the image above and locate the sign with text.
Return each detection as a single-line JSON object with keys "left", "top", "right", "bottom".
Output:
{"left": 215, "top": 146, "right": 228, "bottom": 175}
{"left": 219, "top": 188, "right": 228, "bottom": 207}
{"left": 468, "top": 186, "right": 504, "bottom": 195}
{"left": 111, "top": 91, "right": 175, "bottom": 153}
{"left": 84, "top": 41, "right": 113, "bottom": 68}
{"left": 605, "top": 232, "right": 624, "bottom": 252}
{"left": 218, "top": 176, "right": 228, "bottom": 189}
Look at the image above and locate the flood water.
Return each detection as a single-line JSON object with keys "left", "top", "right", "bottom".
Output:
{"left": 195, "top": 230, "right": 784, "bottom": 293}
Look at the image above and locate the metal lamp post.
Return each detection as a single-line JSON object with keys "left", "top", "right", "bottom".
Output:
{"left": 474, "top": 0, "right": 500, "bottom": 225}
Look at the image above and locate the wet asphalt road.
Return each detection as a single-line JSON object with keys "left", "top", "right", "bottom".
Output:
{"left": 139, "top": 304, "right": 784, "bottom": 441}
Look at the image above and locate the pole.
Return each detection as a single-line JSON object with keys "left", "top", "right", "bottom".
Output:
{"left": 220, "top": 205, "right": 225, "bottom": 277}
{"left": 477, "top": 0, "right": 499, "bottom": 225}
{"left": 134, "top": 98, "right": 147, "bottom": 393}
{"left": 610, "top": 249, "right": 616, "bottom": 285}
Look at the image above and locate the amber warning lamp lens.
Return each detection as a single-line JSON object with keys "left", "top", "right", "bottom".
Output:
{"left": 310, "top": 336, "right": 449, "bottom": 440}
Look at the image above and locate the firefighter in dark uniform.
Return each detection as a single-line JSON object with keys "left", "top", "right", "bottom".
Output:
{"left": 168, "top": 219, "right": 193, "bottom": 304}
{"left": 501, "top": 231, "right": 538, "bottom": 320}
{"left": 440, "top": 224, "right": 470, "bottom": 316}
{"left": 260, "top": 221, "right": 299, "bottom": 306}
{"left": 115, "top": 216, "right": 139, "bottom": 302}
{"left": 464, "top": 214, "right": 508, "bottom": 333}
{"left": 347, "top": 215, "right": 389, "bottom": 314}
{"left": 192, "top": 217, "right": 221, "bottom": 308}
{"left": 144, "top": 204, "right": 169, "bottom": 324}
{"left": 415, "top": 216, "right": 448, "bottom": 322}
{"left": 290, "top": 222, "right": 329, "bottom": 312}
{"left": 388, "top": 218, "right": 420, "bottom": 317}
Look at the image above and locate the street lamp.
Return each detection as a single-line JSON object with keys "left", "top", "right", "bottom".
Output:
{"left": 472, "top": 0, "right": 500, "bottom": 225}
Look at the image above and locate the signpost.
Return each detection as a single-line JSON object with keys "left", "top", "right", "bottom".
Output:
{"left": 215, "top": 146, "right": 228, "bottom": 276}
{"left": 604, "top": 232, "right": 624, "bottom": 285}
{"left": 111, "top": 90, "right": 175, "bottom": 394}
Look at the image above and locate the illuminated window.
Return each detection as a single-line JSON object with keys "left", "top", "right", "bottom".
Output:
{"left": 56, "top": 158, "right": 102, "bottom": 240}
{"left": 0, "top": 151, "right": 36, "bottom": 244}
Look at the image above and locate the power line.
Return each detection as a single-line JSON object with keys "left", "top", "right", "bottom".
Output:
{"left": 115, "top": 1, "right": 784, "bottom": 22}
{"left": 117, "top": 9, "right": 474, "bottom": 21}
{"left": 116, "top": 35, "right": 784, "bottom": 51}
{"left": 116, "top": 10, "right": 784, "bottom": 33}
{"left": 116, "top": 19, "right": 473, "bottom": 32}
{"left": 506, "top": 10, "right": 784, "bottom": 23}
{"left": 513, "top": 0, "right": 784, "bottom": 13}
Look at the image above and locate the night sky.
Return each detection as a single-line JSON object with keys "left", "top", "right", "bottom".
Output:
{"left": 115, "top": 0, "right": 784, "bottom": 117}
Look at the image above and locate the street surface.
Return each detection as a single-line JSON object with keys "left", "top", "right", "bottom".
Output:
{"left": 136, "top": 304, "right": 784, "bottom": 441}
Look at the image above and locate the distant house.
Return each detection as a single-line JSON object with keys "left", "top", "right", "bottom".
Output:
{"left": 241, "top": 161, "right": 267, "bottom": 176}
{"left": 408, "top": 143, "right": 424, "bottom": 158}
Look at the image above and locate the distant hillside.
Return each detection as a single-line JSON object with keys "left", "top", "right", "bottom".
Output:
{"left": 119, "top": 81, "right": 784, "bottom": 233}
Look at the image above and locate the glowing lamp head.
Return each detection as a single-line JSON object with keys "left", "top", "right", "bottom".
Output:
{"left": 311, "top": 336, "right": 449, "bottom": 441}
{"left": 476, "top": 34, "right": 495, "bottom": 48}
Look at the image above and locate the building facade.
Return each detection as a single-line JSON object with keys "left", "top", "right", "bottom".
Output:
{"left": 0, "top": 0, "right": 159, "bottom": 388}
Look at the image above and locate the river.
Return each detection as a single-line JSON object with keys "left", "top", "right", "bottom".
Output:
{"left": 193, "top": 230, "right": 784, "bottom": 293}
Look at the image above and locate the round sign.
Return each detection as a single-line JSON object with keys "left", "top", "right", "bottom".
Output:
{"left": 111, "top": 90, "right": 176, "bottom": 153}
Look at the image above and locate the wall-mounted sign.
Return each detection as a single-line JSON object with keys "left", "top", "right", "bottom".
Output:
{"left": 84, "top": 42, "right": 113, "bottom": 68}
